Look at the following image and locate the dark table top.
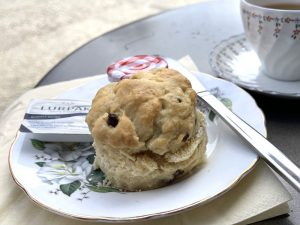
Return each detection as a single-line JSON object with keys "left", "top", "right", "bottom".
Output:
{"left": 37, "top": 0, "right": 299, "bottom": 224}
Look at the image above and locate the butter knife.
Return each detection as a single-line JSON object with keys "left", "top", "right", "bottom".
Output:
{"left": 167, "top": 57, "right": 300, "bottom": 192}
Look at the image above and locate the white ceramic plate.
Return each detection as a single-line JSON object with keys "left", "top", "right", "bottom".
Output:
{"left": 9, "top": 72, "right": 266, "bottom": 222}
{"left": 210, "top": 34, "right": 300, "bottom": 98}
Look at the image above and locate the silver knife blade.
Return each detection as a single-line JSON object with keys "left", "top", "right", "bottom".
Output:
{"left": 166, "top": 57, "right": 300, "bottom": 192}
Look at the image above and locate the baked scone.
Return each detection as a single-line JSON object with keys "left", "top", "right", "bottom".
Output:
{"left": 86, "top": 68, "right": 207, "bottom": 191}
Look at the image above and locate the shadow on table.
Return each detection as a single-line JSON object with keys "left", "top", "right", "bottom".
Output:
{"left": 249, "top": 91, "right": 300, "bottom": 157}
{"left": 248, "top": 92, "right": 299, "bottom": 225}
{"left": 250, "top": 92, "right": 300, "bottom": 118}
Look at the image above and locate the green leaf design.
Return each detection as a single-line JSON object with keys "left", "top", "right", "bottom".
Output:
{"left": 31, "top": 139, "right": 45, "bottom": 150}
{"left": 208, "top": 98, "right": 233, "bottom": 122}
{"left": 220, "top": 98, "right": 233, "bottom": 111}
{"left": 35, "top": 162, "right": 46, "bottom": 167}
{"left": 60, "top": 180, "right": 81, "bottom": 196}
{"left": 86, "top": 185, "right": 119, "bottom": 193}
{"left": 86, "top": 169, "right": 105, "bottom": 186}
{"left": 86, "top": 154, "right": 95, "bottom": 164}
{"left": 209, "top": 111, "right": 216, "bottom": 121}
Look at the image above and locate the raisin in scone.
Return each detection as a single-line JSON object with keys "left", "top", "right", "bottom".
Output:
{"left": 86, "top": 68, "right": 207, "bottom": 191}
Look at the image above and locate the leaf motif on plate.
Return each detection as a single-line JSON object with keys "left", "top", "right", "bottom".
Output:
{"left": 33, "top": 141, "right": 120, "bottom": 200}
{"left": 208, "top": 110, "right": 216, "bottom": 121}
{"left": 198, "top": 86, "right": 233, "bottom": 122}
{"left": 209, "top": 97, "right": 233, "bottom": 121}
{"left": 220, "top": 97, "right": 232, "bottom": 110}
{"left": 86, "top": 169, "right": 105, "bottom": 186}
{"left": 86, "top": 169, "right": 120, "bottom": 193}
{"left": 60, "top": 180, "right": 81, "bottom": 196}
{"left": 86, "top": 154, "right": 95, "bottom": 164}
{"left": 35, "top": 162, "right": 46, "bottom": 167}
{"left": 86, "top": 185, "right": 120, "bottom": 193}
{"left": 31, "top": 139, "right": 45, "bottom": 150}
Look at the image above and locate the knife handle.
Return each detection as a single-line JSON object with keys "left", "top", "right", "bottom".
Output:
{"left": 198, "top": 91, "right": 300, "bottom": 192}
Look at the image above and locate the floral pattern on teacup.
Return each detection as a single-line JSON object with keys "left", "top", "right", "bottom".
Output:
{"left": 241, "top": 9, "right": 300, "bottom": 39}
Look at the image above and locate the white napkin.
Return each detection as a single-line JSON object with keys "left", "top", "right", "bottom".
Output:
{"left": 0, "top": 56, "right": 291, "bottom": 225}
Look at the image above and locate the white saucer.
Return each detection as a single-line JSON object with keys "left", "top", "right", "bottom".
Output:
{"left": 210, "top": 34, "right": 300, "bottom": 98}
{"left": 9, "top": 73, "right": 265, "bottom": 222}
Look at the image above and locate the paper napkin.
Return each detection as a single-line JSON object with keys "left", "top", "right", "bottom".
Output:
{"left": 0, "top": 56, "right": 291, "bottom": 225}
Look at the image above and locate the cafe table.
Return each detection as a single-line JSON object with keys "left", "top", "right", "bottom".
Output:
{"left": 35, "top": 0, "right": 299, "bottom": 224}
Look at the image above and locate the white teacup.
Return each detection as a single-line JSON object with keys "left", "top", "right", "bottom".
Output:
{"left": 240, "top": 0, "right": 300, "bottom": 81}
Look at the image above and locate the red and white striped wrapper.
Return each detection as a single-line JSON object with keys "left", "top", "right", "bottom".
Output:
{"left": 106, "top": 55, "right": 168, "bottom": 82}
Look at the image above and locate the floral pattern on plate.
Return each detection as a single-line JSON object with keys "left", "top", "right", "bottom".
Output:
{"left": 28, "top": 85, "right": 231, "bottom": 201}
{"left": 32, "top": 140, "right": 120, "bottom": 199}
{"left": 9, "top": 73, "right": 264, "bottom": 222}
{"left": 198, "top": 87, "right": 232, "bottom": 122}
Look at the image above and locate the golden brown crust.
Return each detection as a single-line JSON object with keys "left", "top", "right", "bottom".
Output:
{"left": 85, "top": 68, "right": 207, "bottom": 191}
{"left": 86, "top": 68, "right": 198, "bottom": 154}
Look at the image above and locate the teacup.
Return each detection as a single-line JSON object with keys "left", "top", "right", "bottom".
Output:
{"left": 240, "top": 0, "right": 300, "bottom": 81}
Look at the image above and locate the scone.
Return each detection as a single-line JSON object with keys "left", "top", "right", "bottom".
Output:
{"left": 86, "top": 68, "right": 208, "bottom": 191}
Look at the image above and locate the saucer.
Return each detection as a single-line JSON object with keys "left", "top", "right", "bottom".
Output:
{"left": 9, "top": 73, "right": 264, "bottom": 222}
{"left": 210, "top": 34, "right": 300, "bottom": 98}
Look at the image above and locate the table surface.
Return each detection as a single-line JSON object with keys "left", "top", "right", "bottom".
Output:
{"left": 37, "top": 0, "right": 300, "bottom": 224}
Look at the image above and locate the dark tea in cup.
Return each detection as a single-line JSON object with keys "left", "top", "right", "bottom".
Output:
{"left": 263, "top": 3, "right": 300, "bottom": 10}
